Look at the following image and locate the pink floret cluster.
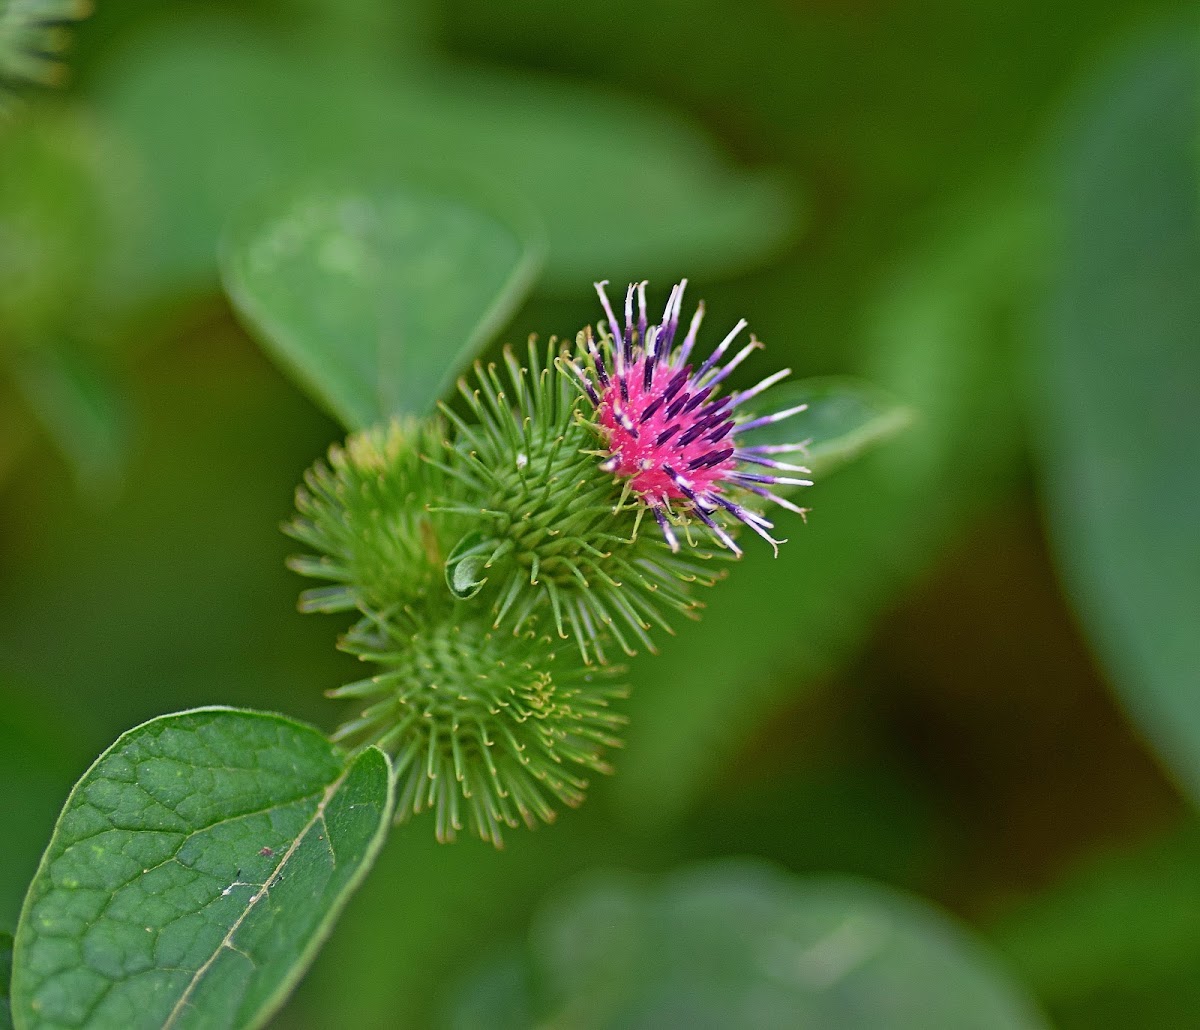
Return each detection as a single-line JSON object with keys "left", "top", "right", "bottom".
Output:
{"left": 566, "top": 279, "right": 812, "bottom": 556}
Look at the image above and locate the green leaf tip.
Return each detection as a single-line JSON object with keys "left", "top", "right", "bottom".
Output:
{"left": 11, "top": 707, "right": 393, "bottom": 1030}
{"left": 220, "top": 182, "right": 544, "bottom": 430}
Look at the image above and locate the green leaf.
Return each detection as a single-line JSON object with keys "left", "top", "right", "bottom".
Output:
{"left": 740, "top": 376, "right": 912, "bottom": 480}
{"left": 92, "top": 21, "right": 795, "bottom": 300}
{"left": 406, "top": 64, "right": 797, "bottom": 287}
{"left": 12, "top": 343, "right": 129, "bottom": 496}
{"left": 447, "top": 861, "right": 1048, "bottom": 1029}
{"left": 1031, "top": 31, "right": 1200, "bottom": 803}
{"left": 11, "top": 707, "right": 394, "bottom": 1030}
{"left": 1, "top": 931, "right": 13, "bottom": 1030}
{"left": 222, "top": 184, "right": 542, "bottom": 429}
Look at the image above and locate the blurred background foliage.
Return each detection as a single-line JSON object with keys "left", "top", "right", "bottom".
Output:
{"left": 1, "top": 0, "right": 1198, "bottom": 1027}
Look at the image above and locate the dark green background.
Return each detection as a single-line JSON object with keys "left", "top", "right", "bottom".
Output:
{"left": 1, "top": 1, "right": 1198, "bottom": 1026}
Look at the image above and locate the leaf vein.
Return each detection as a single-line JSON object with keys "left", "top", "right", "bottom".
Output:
{"left": 159, "top": 767, "right": 350, "bottom": 1029}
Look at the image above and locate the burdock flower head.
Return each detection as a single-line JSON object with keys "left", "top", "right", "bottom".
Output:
{"left": 287, "top": 278, "right": 819, "bottom": 845}
{"left": 566, "top": 280, "right": 812, "bottom": 556}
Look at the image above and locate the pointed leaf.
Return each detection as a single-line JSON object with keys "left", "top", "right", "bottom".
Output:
{"left": 222, "top": 185, "right": 542, "bottom": 429}
{"left": 11, "top": 707, "right": 394, "bottom": 1030}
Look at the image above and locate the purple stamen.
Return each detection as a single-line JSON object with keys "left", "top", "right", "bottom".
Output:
{"left": 705, "top": 420, "right": 735, "bottom": 444}
{"left": 694, "top": 318, "right": 747, "bottom": 380}
{"left": 714, "top": 495, "right": 781, "bottom": 554}
{"left": 700, "top": 339, "right": 763, "bottom": 390}
{"left": 695, "top": 401, "right": 734, "bottom": 429}
{"left": 730, "top": 471, "right": 813, "bottom": 487}
{"left": 623, "top": 283, "right": 636, "bottom": 362}
{"left": 687, "top": 447, "right": 734, "bottom": 472}
{"left": 658, "top": 280, "right": 685, "bottom": 353}
{"left": 566, "top": 360, "right": 601, "bottom": 405}
{"left": 653, "top": 508, "right": 680, "bottom": 553}
{"left": 585, "top": 329, "right": 611, "bottom": 388}
{"left": 676, "top": 407, "right": 731, "bottom": 448}
{"left": 688, "top": 498, "right": 742, "bottom": 555}
{"left": 677, "top": 301, "right": 705, "bottom": 366}
{"left": 664, "top": 389, "right": 695, "bottom": 422}
{"left": 742, "top": 483, "right": 808, "bottom": 515}
{"left": 639, "top": 394, "right": 666, "bottom": 424}
{"left": 734, "top": 451, "right": 811, "bottom": 473}
{"left": 655, "top": 424, "right": 681, "bottom": 447}
{"left": 643, "top": 326, "right": 659, "bottom": 391}
{"left": 690, "top": 394, "right": 736, "bottom": 422}
{"left": 731, "top": 367, "right": 791, "bottom": 406}
{"left": 595, "top": 281, "right": 622, "bottom": 349}
{"left": 713, "top": 492, "right": 778, "bottom": 532}
{"left": 636, "top": 281, "right": 648, "bottom": 347}
{"left": 681, "top": 384, "right": 716, "bottom": 416}
{"left": 737, "top": 442, "right": 810, "bottom": 455}
{"left": 734, "top": 403, "right": 809, "bottom": 433}
{"left": 660, "top": 367, "right": 691, "bottom": 406}
{"left": 675, "top": 419, "right": 712, "bottom": 449}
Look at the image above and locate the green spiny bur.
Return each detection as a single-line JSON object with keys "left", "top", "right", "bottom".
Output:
{"left": 286, "top": 416, "right": 463, "bottom": 618}
{"left": 287, "top": 408, "right": 634, "bottom": 846}
{"left": 330, "top": 612, "right": 626, "bottom": 847}
{"left": 439, "top": 340, "right": 726, "bottom": 664}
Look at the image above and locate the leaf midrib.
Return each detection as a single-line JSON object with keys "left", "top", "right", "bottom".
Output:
{"left": 160, "top": 766, "right": 349, "bottom": 1030}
